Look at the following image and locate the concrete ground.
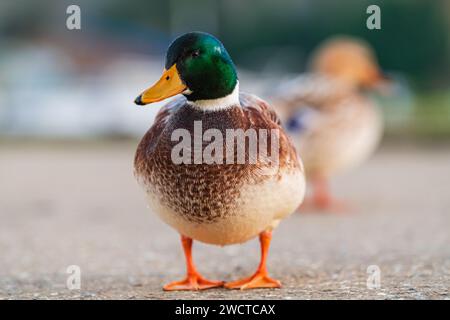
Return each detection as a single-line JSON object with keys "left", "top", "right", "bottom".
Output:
{"left": 0, "top": 141, "right": 449, "bottom": 299}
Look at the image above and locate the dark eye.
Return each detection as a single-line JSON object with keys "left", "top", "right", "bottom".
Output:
{"left": 191, "top": 50, "right": 200, "bottom": 58}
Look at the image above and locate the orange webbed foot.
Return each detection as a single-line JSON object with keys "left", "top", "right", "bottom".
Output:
{"left": 164, "top": 235, "right": 224, "bottom": 291}
{"left": 224, "top": 230, "right": 281, "bottom": 290}
{"left": 224, "top": 272, "right": 281, "bottom": 290}
{"left": 163, "top": 274, "right": 224, "bottom": 291}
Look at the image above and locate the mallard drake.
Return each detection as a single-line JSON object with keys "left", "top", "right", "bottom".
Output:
{"left": 272, "top": 37, "right": 389, "bottom": 211}
{"left": 134, "top": 32, "right": 305, "bottom": 290}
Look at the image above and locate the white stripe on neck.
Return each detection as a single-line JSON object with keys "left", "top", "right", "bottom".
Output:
{"left": 187, "top": 82, "right": 240, "bottom": 112}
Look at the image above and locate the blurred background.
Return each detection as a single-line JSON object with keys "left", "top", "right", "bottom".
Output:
{"left": 1, "top": 0, "right": 450, "bottom": 299}
{"left": 0, "top": 0, "right": 449, "bottom": 140}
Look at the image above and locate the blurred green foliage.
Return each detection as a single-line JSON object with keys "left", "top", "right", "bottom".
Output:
{"left": 1, "top": 0, "right": 449, "bottom": 138}
{"left": 2, "top": 0, "right": 449, "bottom": 89}
{"left": 98, "top": 0, "right": 450, "bottom": 89}
{"left": 412, "top": 92, "right": 450, "bottom": 138}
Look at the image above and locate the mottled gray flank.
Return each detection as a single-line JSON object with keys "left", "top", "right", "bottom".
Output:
{"left": 0, "top": 142, "right": 449, "bottom": 300}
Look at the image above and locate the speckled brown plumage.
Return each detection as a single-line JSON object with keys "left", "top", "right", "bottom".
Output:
{"left": 134, "top": 93, "right": 301, "bottom": 224}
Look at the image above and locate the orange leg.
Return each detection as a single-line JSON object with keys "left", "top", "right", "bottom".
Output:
{"left": 301, "top": 176, "right": 350, "bottom": 212}
{"left": 163, "top": 235, "right": 224, "bottom": 291}
{"left": 312, "top": 176, "right": 333, "bottom": 208}
{"left": 225, "top": 230, "right": 281, "bottom": 290}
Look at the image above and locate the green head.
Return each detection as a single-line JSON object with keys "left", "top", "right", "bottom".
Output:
{"left": 135, "top": 32, "right": 238, "bottom": 105}
{"left": 167, "top": 32, "right": 238, "bottom": 101}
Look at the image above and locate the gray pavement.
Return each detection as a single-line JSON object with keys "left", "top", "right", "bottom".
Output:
{"left": 0, "top": 142, "right": 449, "bottom": 299}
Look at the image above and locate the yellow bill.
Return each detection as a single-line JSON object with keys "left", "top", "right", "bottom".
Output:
{"left": 135, "top": 64, "right": 187, "bottom": 105}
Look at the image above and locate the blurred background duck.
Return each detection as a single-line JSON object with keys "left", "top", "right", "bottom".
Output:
{"left": 271, "top": 36, "right": 391, "bottom": 212}
{"left": 134, "top": 32, "right": 305, "bottom": 290}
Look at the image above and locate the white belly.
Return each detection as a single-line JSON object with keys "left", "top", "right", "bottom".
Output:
{"left": 144, "top": 171, "right": 305, "bottom": 246}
